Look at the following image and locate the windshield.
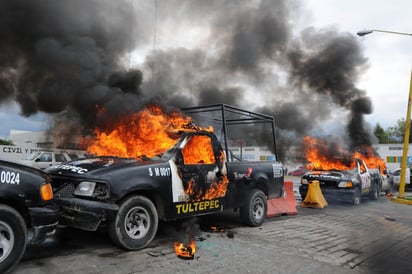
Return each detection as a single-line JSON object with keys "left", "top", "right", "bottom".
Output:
{"left": 23, "top": 152, "right": 42, "bottom": 161}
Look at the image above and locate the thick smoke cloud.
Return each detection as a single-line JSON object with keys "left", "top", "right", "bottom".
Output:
{"left": 0, "top": 0, "right": 374, "bottom": 159}
{"left": 0, "top": 0, "right": 146, "bottom": 135}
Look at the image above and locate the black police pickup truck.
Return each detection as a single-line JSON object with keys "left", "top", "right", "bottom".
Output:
{"left": 300, "top": 158, "right": 382, "bottom": 205}
{"left": 0, "top": 159, "right": 59, "bottom": 273}
{"left": 47, "top": 105, "right": 284, "bottom": 251}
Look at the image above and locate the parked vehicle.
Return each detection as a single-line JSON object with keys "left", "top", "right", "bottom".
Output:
{"left": 20, "top": 151, "right": 86, "bottom": 170}
{"left": 46, "top": 105, "right": 284, "bottom": 251}
{"left": 0, "top": 159, "right": 59, "bottom": 273}
{"left": 392, "top": 167, "right": 411, "bottom": 189}
{"left": 299, "top": 158, "right": 381, "bottom": 205}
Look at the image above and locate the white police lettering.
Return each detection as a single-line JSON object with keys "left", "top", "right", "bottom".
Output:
{"left": 0, "top": 171, "right": 20, "bottom": 185}
{"left": 57, "top": 165, "right": 88, "bottom": 174}
{"left": 152, "top": 167, "right": 171, "bottom": 177}
{"left": 149, "top": 168, "right": 153, "bottom": 176}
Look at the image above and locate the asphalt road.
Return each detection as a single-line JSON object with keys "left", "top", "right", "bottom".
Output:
{"left": 12, "top": 178, "right": 412, "bottom": 274}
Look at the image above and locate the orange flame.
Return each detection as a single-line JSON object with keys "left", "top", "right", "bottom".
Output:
{"left": 303, "top": 136, "right": 386, "bottom": 173}
{"left": 182, "top": 135, "right": 215, "bottom": 164}
{"left": 84, "top": 105, "right": 213, "bottom": 158}
{"left": 182, "top": 140, "right": 229, "bottom": 201}
{"left": 174, "top": 240, "right": 196, "bottom": 259}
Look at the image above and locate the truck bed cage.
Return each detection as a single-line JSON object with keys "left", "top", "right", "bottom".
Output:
{"left": 181, "top": 104, "right": 278, "bottom": 160}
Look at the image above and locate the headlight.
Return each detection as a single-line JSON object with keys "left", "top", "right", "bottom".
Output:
{"left": 301, "top": 178, "right": 308, "bottom": 184}
{"left": 74, "top": 181, "right": 96, "bottom": 196}
{"left": 338, "top": 181, "right": 353, "bottom": 188}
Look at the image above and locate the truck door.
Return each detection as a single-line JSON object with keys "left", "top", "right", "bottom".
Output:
{"left": 358, "top": 160, "right": 371, "bottom": 190}
{"left": 178, "top": 134, "right": 228, "bottom": 201}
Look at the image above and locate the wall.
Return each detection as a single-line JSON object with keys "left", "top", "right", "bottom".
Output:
{"left": 372, "top": 143, "right": 412, "bottom": 172}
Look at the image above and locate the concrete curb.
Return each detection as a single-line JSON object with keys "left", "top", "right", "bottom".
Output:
{"left": 390, "top": 196, "right": 412, "bottom": 205}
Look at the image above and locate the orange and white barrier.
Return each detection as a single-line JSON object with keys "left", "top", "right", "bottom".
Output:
{"left": 267, "top": 181, "right": 298, "bottom": 217}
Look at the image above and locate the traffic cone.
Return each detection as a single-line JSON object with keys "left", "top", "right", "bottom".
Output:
{"left": 301, "top": 180, "right": 328, "bottom": 209}
{"left": 267, "top": 181, "right": 298, "bottom": 217}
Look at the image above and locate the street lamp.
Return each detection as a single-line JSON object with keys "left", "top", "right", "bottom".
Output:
{"left": 357, "top": 29, "right": 412, "bottom": 199}
{"left": 357, "top": 29, "right": 412, "bottom": 37}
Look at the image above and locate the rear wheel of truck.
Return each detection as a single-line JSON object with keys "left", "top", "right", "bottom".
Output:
{"left": 352, "top": 188, "right": 361, "bottom": 206}
{"left": 0, "top": 204, "right": 27, "bottom": 274}
{"left": 240, "top": 189, "right": 267, "bottom": 227}
{"left": 108, "top": 195, "right": 159, "bottom": 251}
{"left": 369, "top": 182, "right": 380, "bottom": 200}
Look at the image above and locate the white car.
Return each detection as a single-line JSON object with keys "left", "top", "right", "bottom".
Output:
{"left": 392, "top": 168, "right": 411, "bottom": 188}
{"left": 20, "top": 151, "right": 86, "bottom": 170}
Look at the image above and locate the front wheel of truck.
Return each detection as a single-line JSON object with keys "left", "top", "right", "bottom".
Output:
{"left": 240, "top": 189, "right": 267, "bottom": 227}
{"left": 352, "top": 188, "right": 362, "bottom": 206}
{"left": 108, "top": 195, "right": 159, "bottom": 251}
{"left": 0, "top": 204, "right": 27, "bottom": 274}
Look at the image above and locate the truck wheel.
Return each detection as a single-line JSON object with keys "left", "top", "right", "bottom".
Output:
{"left": 352, "top": 188, "right": 361, "bottom": 206}
{"left": 108, "top": 196, "right": 158, "bottom": 251}
{"left": 0, "top": 204, "right": 27, "bottom": 274}
{"left": 369, "top": 183, "right": 380, "bottom": 200}
{"left": 240, "top": 189, "right": 267, "bottom": 227}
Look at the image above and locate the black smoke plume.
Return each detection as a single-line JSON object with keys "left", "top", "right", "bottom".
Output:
{"left": 0, "top": 0, "right": 374, "bottom": 160}
{"left": 0, "top": 0, "right": 146, "bottom": 144}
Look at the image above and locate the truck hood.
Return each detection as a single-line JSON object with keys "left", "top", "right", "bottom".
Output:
{"left": 302, "top": 170, "right": 355, "bottom": 181}
{"left": 0, "top": 158, "right": 50, "bottom": 178}
{"left": 46, "top": 156, "right": 167, "bottom": 177}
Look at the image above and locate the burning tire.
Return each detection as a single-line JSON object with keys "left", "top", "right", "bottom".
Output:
{"left": 108, "top": 195, "right": 158, "bottom": 251}
{"left": 0, "top": 204, "right": 27, "bottom": 274}
{"left": 352, "top": 188, "right": 361, "bottom": 206}
{"left": 240, "top": 189, "right": 267, "bottom": 227}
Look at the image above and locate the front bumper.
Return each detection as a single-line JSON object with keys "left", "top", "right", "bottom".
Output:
{"left": 299, "top": 185, "right": 356, "bottom": 203}
{"left": 55, "top": 197, "right": 119, "bottom": 231}
{"left": 28, "top": 205, "right": 60, "bottom": 244}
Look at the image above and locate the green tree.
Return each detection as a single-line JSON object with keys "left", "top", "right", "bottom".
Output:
{"left": 386, "top": 118, "right": 412, "bottom": 143}
{"left": 0, "top": 139, "right": 14, "bottom": 145}
{"left": 374, "top": 123, "right": 389, "bottom": 143}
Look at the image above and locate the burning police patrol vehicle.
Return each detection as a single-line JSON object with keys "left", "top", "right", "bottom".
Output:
{"left": 299, "top": 136, "right": 385, "bottom": 205}
{"left": 47, "top": 104, "right": 284, "bottom": 250}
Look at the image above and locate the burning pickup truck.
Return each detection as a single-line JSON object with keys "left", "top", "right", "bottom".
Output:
{"left": 299, "top": 158, "right": 382, "bottom": 205}
{"left": 47, "top": 104, "right": 284, "bottom": 250}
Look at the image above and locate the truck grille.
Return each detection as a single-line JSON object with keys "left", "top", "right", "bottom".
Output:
{"left": 319, "top": 180, "right": 338, "bottom": 189}
{"left": 54, "top": 182, "right": 76, "bottom": 198}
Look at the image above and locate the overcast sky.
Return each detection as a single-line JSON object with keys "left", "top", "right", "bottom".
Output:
{"left": 305, "top": 0, "right": 412, "bottom": 130}
{"left": 0, "top": 0, "right": 411, "bottom": 140}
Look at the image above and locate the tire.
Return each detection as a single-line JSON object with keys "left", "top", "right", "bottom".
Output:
{"left": 369, "top": 183, "right": 380, "bottom": 200}
{"left": 0, "top": 204, "right": 27, "bottom": 274}
{"left": 352, "top": 188, "right": 361, "bottom": 206}
{"left": 108, "top": 196, "right": 158, "bottom": 251}
{"left": 240, "top": 189, "right": 267, "bottom": 227}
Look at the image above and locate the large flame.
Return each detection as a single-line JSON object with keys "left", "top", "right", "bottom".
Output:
{"left": 182, "top": 135, "right": 215, "bottom": 164}
{"left": 84, "top": 105, "right": 212, "bottom": 158}
{"left": 303, "top": 136, "right": 386, "bottom": 173}
{"left": 182, "top": 138, "right": 229, "bottom": 201}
